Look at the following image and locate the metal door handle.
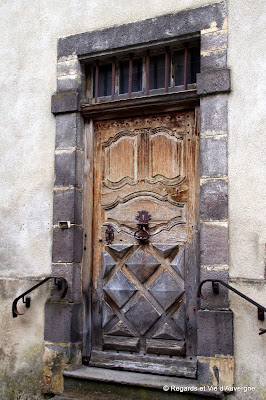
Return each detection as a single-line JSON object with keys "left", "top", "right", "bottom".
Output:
{"left": 134, "top": 211, "right": 151, "bottom": 241}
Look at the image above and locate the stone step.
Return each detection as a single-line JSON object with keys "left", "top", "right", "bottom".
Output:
{"left": 52, "top": 397, "right": 78, "bottom": 400}
{"left": 59, "top": 366, "right": 227, "bottom": 400}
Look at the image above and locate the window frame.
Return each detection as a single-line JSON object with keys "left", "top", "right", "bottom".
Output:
{"left": 84, "top": 37, "right": 200, "bottom": 106}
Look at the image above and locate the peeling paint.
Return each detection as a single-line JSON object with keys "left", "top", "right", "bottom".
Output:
{"left": 201, "top": 45, "right": 227, "bottom": 56}
{"left": 201, "top": 264, "right": 229, "bottom": 271}
{"left": 198, "top": 356, "right": 234, "bottom": 388}
{"left": 201, "top": 21, "right": 219, "bottom": 34}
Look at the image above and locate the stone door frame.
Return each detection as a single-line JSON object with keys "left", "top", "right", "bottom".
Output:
{"left": 44, "top": 1, "right": 233, "bottom": 390}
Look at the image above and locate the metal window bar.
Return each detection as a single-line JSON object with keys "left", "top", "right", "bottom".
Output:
{"left": 164, "top": 48, "right": 170, "bottom": 93}
{"left": 184, "top": 47, "right": 188, "bottom": 90}
{"left": 94, "top": 62, "right": 99, "bottom": 103}
{"left": 111, "top": 59, "right": 115, "bottom": 101}
{"left": 145, "top": 51, "right": 150, "bottom": 95}
{"left": 128, "top": 55, "right": 133, "bottom": 98}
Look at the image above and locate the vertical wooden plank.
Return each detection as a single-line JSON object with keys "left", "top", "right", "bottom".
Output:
{"left": 185, "top": 108, "right": 200, "bottom": 356}
{"left": 91, "top": 121, "right": 105, "bottom": 350}
{"left": 82, "top": 120, "right": 94, "bottom": 359}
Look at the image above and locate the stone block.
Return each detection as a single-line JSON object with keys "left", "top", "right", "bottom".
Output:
{"left": 53, "top": 188, "right": 82, "bottom": 225}
{"left": 75, "top": 150, "right": 84, "bottom": 188}
{"left": 200, "top": 268, "right": 229, "bottom": 309}
{"left": 57, "top": 57, "right": 81, "bottom": 76}
{"left": 57, "top": 3, "right": 226, "bottom": 58}
{"left": 54, "top": 150, "right": 76, "bottom": 187}
{"left": 201, "top": 31, "right": 228, "bottom": 53}
{"left": 44, "top": 302, "right": 83, "bottom": 343}
{"left": 197, "top": 310, "right": 233, "bottom": 356}
{"left": 201, "top": 49, "right": 227, "bottom": 71}
{"left": 200, "top": 136, "right": 227, "bottom": 178}
{"left": 52, "top": 226, "right": 83, "bottom": 263}
{"left": 197, "top": 359, "right": 214, "bottom": 386}
{"left": 201, "top": 32, "right": 227, "bottom": 71}
{"left": 74, "top": 189, "right": 82, "bottom": 225}
{"left": 200, "top": 179, "right": 228, "bottom": 221}
{"left": 76, "top": 114, "right": 84, "bottom": 149}
{"left": 198, "top": 356, "right": 234, "bottom": 387}
{"left": 73, "top": 226, "right": 83, "bottom": 263}
{"left": 56, "top": 113, "right": 83, "bottom": 149}
{"left": 200, "top": 223, "right": 228, "bottom": 265}
{"left": 51, "top": 91, "right": 80, "bottom": 114}
{"left": 44, "top": 342, "right": 82, "bottom": 365}
{"left": 43, "top": 342, "right": 82, "bottom": 394}
{"left": 57, "top": 77, "right": 84, "bottom": 95}
{"left": 51, "top": 264, "right": 81, "bottom": 302}
{"left": 200, "top": 95, "right": 228, "bottom": 134}
{"left": 197, "top": 69, "right": 231, "bottom": 95}
{"left": 53, "top": 189, "right": 75, "bottom": 224}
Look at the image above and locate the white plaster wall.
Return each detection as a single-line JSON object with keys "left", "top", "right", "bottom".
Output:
{"left": 0, "top": 0, "right": 265, "bottom": 398}
{"left": 0, "top": 0, "right": 215, "bottom": 279}
{"left": 227, "top": 0, "right": 266, "bottom": 398}
{"left": 228, "top": 0, "right": 266, "bottom": 280}
{"left": 0, "top": 1, "right": 218, "bottom": 397}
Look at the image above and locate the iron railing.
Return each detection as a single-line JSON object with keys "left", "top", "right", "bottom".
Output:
{"left": 12, "top": 277, "right": 68, "bottom": 318}
{"left": 198, "top": 279, "right": 266, "bottom": 335}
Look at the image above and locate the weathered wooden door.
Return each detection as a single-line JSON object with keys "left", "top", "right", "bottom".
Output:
{"left": 89, "top": 110, "right": 199, "bottom": 378}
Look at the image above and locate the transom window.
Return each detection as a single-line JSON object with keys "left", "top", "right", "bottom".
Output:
{"left": 86, "top": 42, "right": 200, "bottom": 104}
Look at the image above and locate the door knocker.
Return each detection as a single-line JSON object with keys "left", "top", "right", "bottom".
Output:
{"left": 134, "top": 210, "right": 151, "bottom": 241}
{"left": 105, "top": 225, "right": 114, "bottom": 245}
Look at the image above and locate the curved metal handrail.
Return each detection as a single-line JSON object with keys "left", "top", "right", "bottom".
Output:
{"left": 198, "top": 279, "right": 266, "bottom": 335}
{"left": 12, "top": 276, "right": 68, "bottom": 318}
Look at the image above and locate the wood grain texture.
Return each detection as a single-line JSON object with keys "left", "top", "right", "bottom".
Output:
{"left": 90, "top": 351, "right": 197, "bottom": 378}
{"left": 88, "top": 110, "right": 199, "bottom": 375}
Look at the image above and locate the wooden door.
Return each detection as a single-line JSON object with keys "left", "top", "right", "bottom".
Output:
{"left": 89, "top": 110, "right": 199, "bottom": 378}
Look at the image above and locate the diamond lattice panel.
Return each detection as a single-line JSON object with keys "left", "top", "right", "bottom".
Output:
{"left": 103, "top": 251, "right": 116, "bottom": 278}
{"left": 170, "top": 246, "right": 185, "bottom": 278}
{"left": 103, "top": 270, "right": 137, "bottom": 308}
{"left": 102, "top": 301, "right": 116, "bottom": 327}
{"left": 108, "top": 244, "right": 133, "bottom": 259}
{"left": 152, "top": 244, "right": 179, "bottom": 259}
{"left": 149, "top": 271, "right": 184, "bottom": 309}
{"left": 125, "top": 296, "right": 160, "bottom": 335}
{"left": 125, "top": 247, "right": 160, "bottom": 283}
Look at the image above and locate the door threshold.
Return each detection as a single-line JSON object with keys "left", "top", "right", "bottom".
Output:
{"left": 63, "top": 366, "right": 224, "bottom": 398}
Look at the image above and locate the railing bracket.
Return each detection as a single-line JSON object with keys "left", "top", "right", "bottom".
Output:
{"left": 22, "top": 296, "right": 31, "bottom": 308}
{"left": 212, "top": 281, "right": 219, "bottom": 295}
{"left": 258, "top": 307, "right": 265, "bottom": 322}
{"left": 12, "top": 277, "right": 68, "bottom": 318}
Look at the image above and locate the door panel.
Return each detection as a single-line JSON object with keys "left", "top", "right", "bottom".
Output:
{"left": 89, "top": 111, "right": 199, "bottom": 377}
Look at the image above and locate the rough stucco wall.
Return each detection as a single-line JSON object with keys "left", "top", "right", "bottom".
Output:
{"left": 227, "top": 0, "right": 266, "bottom": 398}
{"left": 0, "top": 0, "right": 265, "bottom": 398}
{"left": 0, "top": 0, "right": 213, "bottom": 279}
{"left": 0, "top": 1, "right": 216, "bottom": 398}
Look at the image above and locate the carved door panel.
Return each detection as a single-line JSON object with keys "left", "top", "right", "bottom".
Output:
{"left": 89, "top": 111, "right": 199, "bottom": 378}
